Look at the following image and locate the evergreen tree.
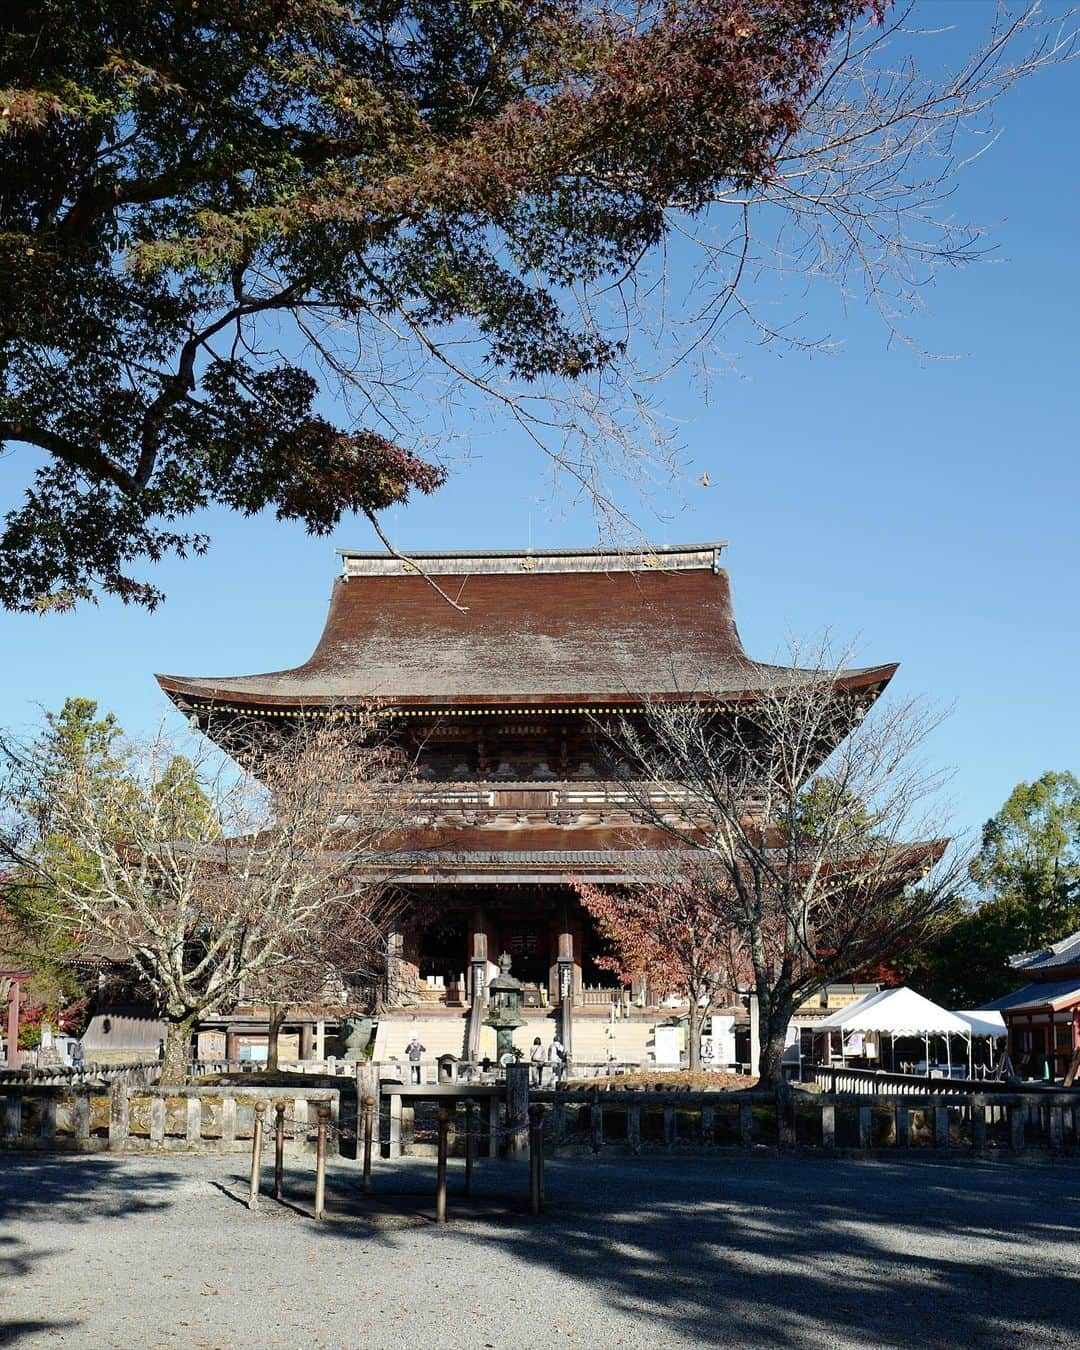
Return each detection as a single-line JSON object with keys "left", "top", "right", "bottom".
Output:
{"left": 904, "top": 772, "right": 1080, "bottom": 1007}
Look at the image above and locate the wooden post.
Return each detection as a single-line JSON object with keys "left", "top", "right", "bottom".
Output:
{"left": 314, "top": 1105, "right": 329, "bottom": 1220}
{"left": 701, "top": 1106, "right": 715, "bottom": 1149}
{"left": 505, "top": 1063, "right": 529, "bottom": 1156}
{"left": 1009, "top": 1101, "right": 1025, "bottom": 1153}
{"left": 858, "top": 1104, "right": 871, "bottom": 1150}
{"left": 528, "top": 1104, "right": 545, "bottom": 1216}
{"left": 487, "top": 1093, "right": 499, "bottom": 1159}
{"left": 1050, "top": 1105, "right": 1064, "bottom": 1153}
{"left": 552, "top": 1094, "right": 565, "bottom": 1151}
{"left": 627, "top": 1105, "right": 642, "bottom": 1155}
{"left": 435, "top": 1108, "right": 449, "bottom": 1224}
{"left": 274, "top": 1101, "right": 286, "bottom": 1201}
{"left": 463, "top": 1099, "right": 476, "bottom": 1196}
{"left": 362, "top": 1095, "right": 375, "bottom": 1194}
{"left": 739, "top": 1102, "right": 753, "bottom": 1149}
{"left": 249, "top": 1101, "right": 266, "bottom": 1210}
{"left": 590, "top": 1100, "right": 603, "bottom": 1153}
{"left": 972, "top": 1098, "right": 987, "bottom": 1153}
{"left": 662, "top": 1103, "right": 675, "bottom": 1151}
{"left": 896, "top": 1104, "right": 910, "bottom": 1148}
{"left": 821, "top": 1104, "right": 835, "bottom": 1149}
{"left": 934, "top": 1102, "right": 949, "bottom": 1149}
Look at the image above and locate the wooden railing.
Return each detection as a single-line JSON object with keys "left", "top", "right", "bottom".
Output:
{"left": 580, "top": 986, "right": 622, "bottom": 1006}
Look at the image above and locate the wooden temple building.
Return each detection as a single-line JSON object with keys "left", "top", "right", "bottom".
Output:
{"left": 990, "top": 929, "right": 1080, "bottom": 1082}
{"left": 156, "top": 543, "right": 899, "bottom": 1068}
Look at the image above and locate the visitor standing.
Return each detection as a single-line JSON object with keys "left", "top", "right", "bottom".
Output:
{"left": 548, "top": 1035, "right": 567, "bottom": 1082}
{"left": 530, "top": 1036, "right": 545, "bottom": 1086}
{"left": 407, "top": 1035, "right": 426, "bottom": 1084}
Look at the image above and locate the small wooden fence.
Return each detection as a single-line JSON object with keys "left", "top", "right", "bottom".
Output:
{"left": 0, "top": 1082, "right": 339, "bottom": 1155}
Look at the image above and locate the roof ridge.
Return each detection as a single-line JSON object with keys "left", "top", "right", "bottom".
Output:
{"left": 338, "top": 542, "right": 727, "bottom": 578}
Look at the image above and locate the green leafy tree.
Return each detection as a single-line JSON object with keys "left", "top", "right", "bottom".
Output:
{"left": 1, "top": 700, "right": 126, "bottom": 1041}
{"left": 1, "top": 1, "right": 1063, "bottom": 610}
{"left": 904, "top": 772, "right": 1080, "bottom": 1007}
{"left": 2, "top": 699, "right": 123, "bottom": 959}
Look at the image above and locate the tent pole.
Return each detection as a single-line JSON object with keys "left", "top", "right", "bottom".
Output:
{"left": 946, "top": 1033, "right": 952, "bottom": 1079}
{"left": 924, "top": 1032, "right": 930, "bottom": 1079}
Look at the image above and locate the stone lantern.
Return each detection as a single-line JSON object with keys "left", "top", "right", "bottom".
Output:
{"left": 483, "top": 952, "right": 525, "bottom": 1062}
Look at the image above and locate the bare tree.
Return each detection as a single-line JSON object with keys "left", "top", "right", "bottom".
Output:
{"left": 244, "top": 882, "right": 403, "bottom": 1074}
{"left": 609, "top": 641, "right": 965, "bottom": 1085}
{"left": 574, "top": 854, "right": 739, "bottom": 1071}
{"left": 0, "top": 712, "right": 409, "bottom": 1084}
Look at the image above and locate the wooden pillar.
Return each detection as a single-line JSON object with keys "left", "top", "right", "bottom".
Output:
{"left": 225, "top": 1028, "right": 239, "bottom": 1063}
{"left": 299, "top": 1022, "right": 314, "bottom": 1061}
{"left": 387, "top": 917, "right": 404, "bottom": 1004}
{"left": 470, "top": 908, "right": 489, "bottom": 1006}
{"left": 5, "top": 980, "right": 21, "bottom": 1070}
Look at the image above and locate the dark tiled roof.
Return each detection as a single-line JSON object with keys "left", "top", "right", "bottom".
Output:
{"left": 157, "top": 543, "right": 896, "bottom": 710}
{"left": 1009, "top": 929, "right": 1080, "bottom": 972}
{"left": 985, "top": 979, "right": 1080, "bottom": 1013}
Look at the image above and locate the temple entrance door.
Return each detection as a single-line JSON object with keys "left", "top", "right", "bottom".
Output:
{"left": 417, "top": 918, "right": 468, "bottom": 986}
{"left": 500, "top": 925, "right": 550, "bottom": 987}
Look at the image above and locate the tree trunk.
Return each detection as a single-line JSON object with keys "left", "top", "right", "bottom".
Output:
{"left": 756, "top": 998, "right": 795, "bottom": 1088}
{"left": 265, "top": 1006, "right": 287, "bottom": 1073}
{"left": 688, "top": 1000, "right": 703, "bottom": 1072}
{"left": 160, "top": 1014, "right": 198, "bottom": 1086}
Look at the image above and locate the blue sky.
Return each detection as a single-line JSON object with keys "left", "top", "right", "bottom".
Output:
{"left": 1, "top": 5, "right": 1077, "bottom": 847}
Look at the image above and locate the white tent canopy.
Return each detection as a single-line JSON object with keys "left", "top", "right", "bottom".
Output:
{"left": 953, "top": 1009, "right": 1007, "bottom": 1039}
{"left": 815, "top": 986, "right": 970, "bottom": 1037}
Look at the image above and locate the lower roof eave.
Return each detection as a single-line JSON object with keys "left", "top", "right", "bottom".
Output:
{"left": 155, "top": 663, "right": 898, "bottom": 718}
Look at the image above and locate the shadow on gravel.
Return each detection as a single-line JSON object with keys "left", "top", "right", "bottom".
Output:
{"left": 316, "top": 1153, "right": 1080, "bottom": 1347}
{"left": 0, "top": 1319, "right": 81, "bottom": 1347}
{"left": 0, "top": 1155, "right": 178, "bottom": 1344}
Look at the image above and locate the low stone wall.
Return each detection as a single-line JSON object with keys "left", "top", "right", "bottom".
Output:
{"left": 533, "top": 1085, "right": 1080, "bottom": 1155}
{"left": 0, "top": 1061, "right": 159, "bottom": 1088}
{"left": 813, "top": 1065, "right": 1018, "bottom": 1096}
{"left": 0, "top": 1083, "right": 340, "bottom": 1155}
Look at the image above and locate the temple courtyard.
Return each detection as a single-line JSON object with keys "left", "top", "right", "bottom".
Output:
{"left": 2, "top": 1152, "right": 1078, "bottom": 1348}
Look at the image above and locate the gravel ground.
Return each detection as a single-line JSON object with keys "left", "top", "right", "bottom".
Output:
{"left": 2, "top": 1149, "right": 1078, "bottom": 1349}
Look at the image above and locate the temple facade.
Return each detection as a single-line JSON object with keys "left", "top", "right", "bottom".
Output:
{"left": 157, "top": 543, "right": 897, "bottom": 1067}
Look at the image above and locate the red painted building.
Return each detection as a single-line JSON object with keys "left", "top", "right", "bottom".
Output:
{"left": 989, "top": 932, "right": 1080, "bottom": 1080}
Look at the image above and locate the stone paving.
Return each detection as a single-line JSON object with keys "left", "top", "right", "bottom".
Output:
{"left": 2, "top": 1149, "right": 1079, "bottom": 1348}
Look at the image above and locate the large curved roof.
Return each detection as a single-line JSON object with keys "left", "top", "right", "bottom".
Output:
{"left": 157, "top": 543, "right": 896, "bottom": 712}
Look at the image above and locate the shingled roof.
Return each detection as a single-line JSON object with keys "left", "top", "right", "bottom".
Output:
{"left": 157, "top": 543, "right": 896, "bottom": 712}
{"left": 1009, "top": 929, "right": 1080, "bottom": 974}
